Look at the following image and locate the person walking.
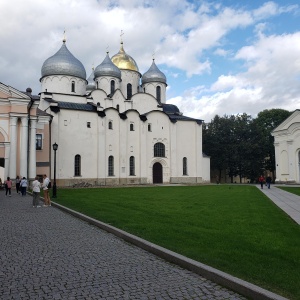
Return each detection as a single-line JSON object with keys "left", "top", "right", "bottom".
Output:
{"left": 4, "top": 177, "right": 12, "bottom": 196}
{"left": 32, "top": 176, "right": 41, "bottom": 208}
{"left": 42, "top": 174, "right": 51, "bottom": 207}
{"left": 258, "top": 175, "right": 265, "bottom": 189}
{"left": 266, "top": 175, "right": 272, "bottom": 189}
{"left": 16, "top": 175, "right": 21, "bottom": 194}
{"left": 20, "top": 177, "right": 28, "bottom": 196}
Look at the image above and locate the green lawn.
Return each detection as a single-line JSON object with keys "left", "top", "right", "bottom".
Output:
{"left": 54, "top": 185, "right": 300, "bottom": 299}
{"left": 278, "top": 186, "right": 300, "bottom": 197}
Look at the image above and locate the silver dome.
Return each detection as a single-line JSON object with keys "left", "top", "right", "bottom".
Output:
{"left": 41, "top": 42, "right": 86, "bottom": 80}
{"left": 86, "top": 69, "right": 96, "bottom": 91}
{"left": 94, "top": 53, "right": 121, "bottom": 79}
{"left": 142, "top": 60, "right": 166, "bottom": 84}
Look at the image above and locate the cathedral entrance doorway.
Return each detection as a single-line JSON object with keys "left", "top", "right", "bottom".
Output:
{"left": 153, "top": 162, "right": 163, "bottom": 183}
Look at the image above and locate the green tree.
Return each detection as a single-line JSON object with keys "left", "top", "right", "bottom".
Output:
{"left": 253, "top": 109, "right": 291, "bottom": 180}
{"left": 203, "top": 115, "right": 233, "bottom": 183}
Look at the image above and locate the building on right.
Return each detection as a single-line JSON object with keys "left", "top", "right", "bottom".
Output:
{"left": 272, "top": 109, "right": 300, "bottom": 183}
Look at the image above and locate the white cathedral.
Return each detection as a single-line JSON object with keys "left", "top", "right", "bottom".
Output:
{"left": 0, "top": 37, "right": 210, "bottom": 186}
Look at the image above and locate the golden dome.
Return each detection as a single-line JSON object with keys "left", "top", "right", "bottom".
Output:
{"left": 111, "top": 42, "right": 139, "bottom": 72}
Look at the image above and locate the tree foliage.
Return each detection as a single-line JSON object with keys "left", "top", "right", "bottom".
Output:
{"left": 203, "top": 109, "right": 291, "bottom": 183}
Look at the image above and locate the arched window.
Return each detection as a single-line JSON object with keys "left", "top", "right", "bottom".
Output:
{"left": 130, "top": 123, "right": 134, "bottom": 131}
{"left": 71, "top": 81, "right": 75, "bottom": 92}
{"left": 116, "top": 104, "right": 120, "bottom": 111}
{"left": 127, "top": 83, "right": 132, "bottom": 99}
{"left": 154, "top": 142, "right": 165, "bottom": 157}
{"left": 148, "top": 124, "right": 152, "bottom": 132}
{"left": 110, "top": 80, "right": 115, "bottom": 95}
{"left": 156, "top": 86, "right": 161, "bottom": 102}
{"left": 129, "top": 156, "right": 135, "bottom": 176}
{"left": 96, "top": 81, "right": 99, "bottom": 89}
{"left": 183, "top": 157, "right": 187, "bottom": 175}
{"left": 108, "top": 156, "right": 114, "bottom": 176}
{"left": 74, "top": 155, "right": 81, "bottom": 176}
{"left": 108, "top": 121, "right": 113, "bottom": 129}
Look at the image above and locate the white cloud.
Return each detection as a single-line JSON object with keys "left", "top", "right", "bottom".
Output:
{"left": 0, "top": 0, "right": 299, "bottom": 122}
{"left": 168, "top": 31, "right": 300, "bottom": 121}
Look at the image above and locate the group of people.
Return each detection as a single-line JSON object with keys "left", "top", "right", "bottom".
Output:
{"left": 258, "top": 174, "right": 272, "bottom": 189}
{"left": 2, "top": 175, "right": 51, "bottom": 207}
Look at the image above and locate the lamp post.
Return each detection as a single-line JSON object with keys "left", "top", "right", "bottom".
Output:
{"left": 52, "top": 142, "right": 58, "bottom": 198}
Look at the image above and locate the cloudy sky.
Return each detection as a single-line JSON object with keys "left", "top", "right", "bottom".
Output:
{"left": 0, "top": 0, "right": 299, "bottom": 122}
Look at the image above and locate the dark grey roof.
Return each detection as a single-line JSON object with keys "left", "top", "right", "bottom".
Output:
{"left": 162, "top": 103, "right": 180, "bottom": 114}
{"left": 94, "top": 53, "right": 121, "bottom": 79}
{"left": 57, "top": 101, "right": 96, "bottom": 112}
{"left": 142, "top": 60, "right": 166, "bottom": 84}
{"left": 37, "top": 108, "right": 52, "bottom": 116}
{"left": 168, "top": 114, "right": 202, "bottom": 124}
{"left": 162, "top": 103, "right": 202, "bottom": 124}
{"left": 41, "top": 42, "right": 86, "bottom": 80}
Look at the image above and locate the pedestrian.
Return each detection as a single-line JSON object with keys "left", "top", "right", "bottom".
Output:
{"left": 16, "top": 175, "right": 21, "bottom": 194}
{"left": 266, "top": 175, "right": 272, "bottom": 189}
{"left": 4, "top": 176, "right": 12, "bottom": 196}
{"left": 42, "top": 174, "right": 51, "bottom": 207}
{"left": 258, "top": 175, "right": 265, "bottom": 189}
{"left": 20, "top": 177, "right": 28, "bottom": 196}
{"left": 32, "top": 176, "right": 41, "bottom": 208}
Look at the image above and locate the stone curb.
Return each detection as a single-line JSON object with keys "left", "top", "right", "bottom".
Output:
{"left": 51, "top": 200, "right": 288, "bottom": 300}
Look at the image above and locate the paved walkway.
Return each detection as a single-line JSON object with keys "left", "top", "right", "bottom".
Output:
{"left": 0, "top": 190, "right": 247, "bottom": 300}
{"left": 257, "top": 184, "right": 300, "bottom": 225}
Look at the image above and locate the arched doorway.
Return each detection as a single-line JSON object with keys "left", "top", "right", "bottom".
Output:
{"left": 153, "top": 162, "right": 163, "bottom": 183}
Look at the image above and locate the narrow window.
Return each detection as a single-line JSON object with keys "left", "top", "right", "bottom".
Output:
{"left": 111, "top": 80, "right": 115, "bottom": 95}
{"left": 130, "top": 156, "right": 135, "bottom": 176}
{"left": 183, "top": 157, "right": 188, "bottom": 175}
{"left": 154, "top": 142, "right": 165, "bottom": 157}
{"left": 127, "top": 83, "right": 132, "bottom": 99}
{"left": 74, "top": 155, "right": 81, "bottom": 176}
{"left": 71, "top": 81, "right": 75, "bottom": 92}
{"left": 87, "top": 122, "right": 91, "bottom": 128}
{"left": 108, "top": 121, "right": 113, "bottom": 129}
{"left": 130, "top": 123, "right": 134, "bottom": 131}
{"left": 148, "top": 124, "right": 151, "bottom": 132}
{"left": 156, "top": 86, "right": 161, "bottom": 102}
{"left": 116, "top": 104, "right": 120, "bottom": 111}
{"left": 108, "top": 156, "right": 114, "bottom": 176}
{"left": 96, "top": 81, "right": 99, "bottom": 89}
{"left": 36, "top": 134, "right": 42, "bottom": 150}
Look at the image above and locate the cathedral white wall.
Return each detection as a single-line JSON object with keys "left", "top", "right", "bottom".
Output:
{"left": 95, "top": 76, "right": 121, "bottom": 96}
{"left": 145, "top": 111, "right": 171, "bottom": 183}
{"left": 131, "top": 93, "right": 162, "bottom": 115}
{"left": 41, "top": 75, "right": 86, "bottom": 95}
{"left": 142, "top": 82, "right": 166, "bottom": 104}
{"left": 51, "top": 110, "right": 99, "bottom": 182}
{"left": 119, "top": 70, "right": 140, "bottom": 99}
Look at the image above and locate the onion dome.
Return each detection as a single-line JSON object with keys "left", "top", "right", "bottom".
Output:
{"left": 142, "top": 59, "right": 166, "bottom": 84}
{"left": 111, "top": 42, "right": 139, "bottom": 72}
{"left": 94, "top": 53, "right": 121, "bottom": 79}
{"left": 86, "top": 68, "right": 96, "bottom": 91}
{"left": 41, "top": 40, "right": 86, "bottom": 80}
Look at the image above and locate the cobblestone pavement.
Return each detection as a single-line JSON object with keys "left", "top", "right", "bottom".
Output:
{"left": 0, "top": 191, "right": 246, "bottom": 300}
